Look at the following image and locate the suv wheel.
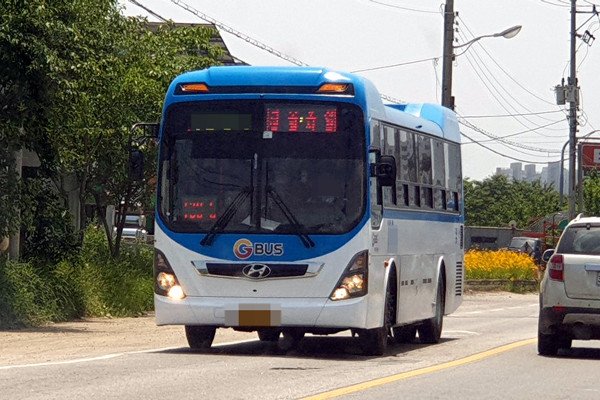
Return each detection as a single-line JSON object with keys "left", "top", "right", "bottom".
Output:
{"left": 537, "top": 329, "right": 559, "bottom": 356}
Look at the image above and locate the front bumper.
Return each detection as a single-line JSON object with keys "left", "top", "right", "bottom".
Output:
{"left": 154, "top": 293, "right": 374, "bottom": 330}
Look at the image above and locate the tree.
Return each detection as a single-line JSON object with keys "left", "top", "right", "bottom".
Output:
{"left": 1, "top": 0, "right": 224, "bottom": 258}
{"left": 583, "top": 169, "right": 600, "bottom": 216}
{"left": 464, "top": 175, "right": 561, "bottom": 229}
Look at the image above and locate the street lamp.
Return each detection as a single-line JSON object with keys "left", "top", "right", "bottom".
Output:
{"left": 453, "top": 25, "right": 522, "bottom": 55}
{"left": 441, "top": 19, "right": 522, "bottom": 110}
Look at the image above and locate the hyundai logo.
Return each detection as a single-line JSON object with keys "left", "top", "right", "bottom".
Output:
{"left": 242, "top": 264, "right": 272, "bottom": 279}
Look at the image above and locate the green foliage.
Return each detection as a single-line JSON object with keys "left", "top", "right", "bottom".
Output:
{"left": 0, "top": 226, "right": 154, "bottom": 329}
{"left": 0, "top": 149, "right": 21, "bottom": 238}
{"left": 464, "top": 175, "right": 561, "bottom": 228}
{"left": 20, "top": 176, "right": 79, "bottom": 263}
{"left": 0, "top": 260, "right": 58, "bottom": 328}
{"left": 583, "top": 169, "right": 600, "bottom": 216}
{"left": 76, "top": 226, "right": 154, "bottom": 317}
{"left": 1, "top": 0, "right": 223, "bottom": 257}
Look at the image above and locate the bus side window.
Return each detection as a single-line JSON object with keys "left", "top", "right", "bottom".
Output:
{"left": 399, "top": 130, "right": 417, "bottom": 183}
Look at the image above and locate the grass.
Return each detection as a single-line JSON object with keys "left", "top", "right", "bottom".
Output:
{"left": 0, "top": 225, "right": 153, "bottom": 329}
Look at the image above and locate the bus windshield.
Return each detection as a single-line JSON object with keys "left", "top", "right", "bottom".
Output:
{"left": 158, "top": 100, "right": 366, "bottom": 235}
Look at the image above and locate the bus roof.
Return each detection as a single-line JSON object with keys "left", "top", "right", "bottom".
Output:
{"left": 166, "top": 66, "right": 460, "bottom": 143}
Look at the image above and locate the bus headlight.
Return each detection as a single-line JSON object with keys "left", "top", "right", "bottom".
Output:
{"left": 155, "top": 250, "right": 186, "bottom": 300}
{"left": 330, "top": 250, "right": 368, "bottom": 301}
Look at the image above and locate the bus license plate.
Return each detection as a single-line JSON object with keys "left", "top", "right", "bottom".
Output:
{"left": 239, "top": 309, "right": 272, "bottom": 327}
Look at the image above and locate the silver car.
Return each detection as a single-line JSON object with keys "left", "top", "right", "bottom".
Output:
{"left": 538, "top": 214, "right": 600, "bottom": 355}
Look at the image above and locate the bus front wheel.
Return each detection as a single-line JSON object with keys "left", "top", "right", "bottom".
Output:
{"left": 359, "top": 271, "right": 396, "bottom": 356}
{"left": 185, "top": 325, "right": 216, "bottom": 349}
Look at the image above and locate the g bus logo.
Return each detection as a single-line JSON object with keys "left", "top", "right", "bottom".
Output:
{"left": 233, "top": 239, "right": 284, "bottom": 259}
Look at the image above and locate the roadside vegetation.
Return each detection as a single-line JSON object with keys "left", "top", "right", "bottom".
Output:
{"left": 0, "top": 226, "right": 153, "bottom": 329}
{"left": 465, "top": 249, "right": 538, "bottom": 280}
{"left": 465, "top": 249, "right": 539, "bottom": 292}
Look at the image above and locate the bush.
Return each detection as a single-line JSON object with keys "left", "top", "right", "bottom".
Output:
{"left": 0, "top": 225, "right": 154, "bottom": 329}
{"left": 0, "top": 260, "right": 62, "bottom": 328}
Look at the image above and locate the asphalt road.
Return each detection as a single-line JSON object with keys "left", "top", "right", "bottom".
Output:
{"left": 1, "top": 292, "right": 599, "bottom": 400}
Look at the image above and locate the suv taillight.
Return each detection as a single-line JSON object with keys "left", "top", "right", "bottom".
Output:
{"left": 548, "top": 254, "right": 564, "bottom": 281}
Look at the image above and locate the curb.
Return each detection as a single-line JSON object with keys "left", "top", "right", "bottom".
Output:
{"left": 465, "top": 279, "right": 539, "bottom": 292}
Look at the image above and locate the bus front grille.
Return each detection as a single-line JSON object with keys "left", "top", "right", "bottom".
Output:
{"left": 203, "top": 263, "right": 309, "bottom": 279}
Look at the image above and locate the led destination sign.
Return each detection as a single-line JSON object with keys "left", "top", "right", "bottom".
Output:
{"left": 265, "top": 105, "right": 337, "bottom": 133}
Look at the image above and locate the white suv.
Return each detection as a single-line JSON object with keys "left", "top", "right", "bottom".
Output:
{"left": 538, "top": 214, "right": 600, "bottom": 356}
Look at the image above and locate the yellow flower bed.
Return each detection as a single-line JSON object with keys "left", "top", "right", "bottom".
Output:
{"left": 465, "top": 249, "right": 538, "bottom": 280}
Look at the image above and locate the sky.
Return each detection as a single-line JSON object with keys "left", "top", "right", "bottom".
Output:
{"left": 119, "top": 0, "right": 600, "bottom": 181}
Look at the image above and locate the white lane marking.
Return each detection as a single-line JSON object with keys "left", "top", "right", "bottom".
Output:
{"left": 0, "top": 339, "right": 256, "bottom": 370}
{"left": 455, "top": 303, "right": 538, "bottom": 316}
{"left": 443, "top": 330, "right": 481, "bottom": 336}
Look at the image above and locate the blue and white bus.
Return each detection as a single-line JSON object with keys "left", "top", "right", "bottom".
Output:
{"left": 150, "top": 66, "right": 463, "bottom": 355}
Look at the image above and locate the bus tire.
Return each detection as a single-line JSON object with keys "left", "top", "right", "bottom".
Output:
{"left": 258, "top": 329, "right": 281, "bottom": 342}
{"left": 185, "top": 325, "right": 216, "bottom": 349}
{"left": 359, "top": 271, "right": 395, "bottom": 355}
{"left": 418, "top": 276, "right": 445, "bottom": 344}
{"left": 392, "top": 325, "right": 417, "bottom": 343}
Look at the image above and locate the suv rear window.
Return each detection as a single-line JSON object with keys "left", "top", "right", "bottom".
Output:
{"left": 556, "top": 224, "right": 600, "bottom": 255}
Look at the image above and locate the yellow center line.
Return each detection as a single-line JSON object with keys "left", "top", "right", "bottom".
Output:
{"left": 298, "top": 338, "right": 537, "bottom": 400}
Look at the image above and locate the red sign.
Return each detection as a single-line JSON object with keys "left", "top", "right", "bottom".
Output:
{"left": 581, "top": 143, "right": 600, "bottom": 170}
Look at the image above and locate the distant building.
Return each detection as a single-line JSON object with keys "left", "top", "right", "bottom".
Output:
{"left": 494, "top": 161, "right": 567, "bottom": 190}
{"left": 510, "top": 162, "right": 522, "bottom": 181}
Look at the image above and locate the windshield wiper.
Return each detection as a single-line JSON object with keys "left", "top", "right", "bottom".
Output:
{"left": 201, "top": 186, "right": 252, "bottom": 246}
{"left": 267, "top": 186, "right": 315, "bottom": 248}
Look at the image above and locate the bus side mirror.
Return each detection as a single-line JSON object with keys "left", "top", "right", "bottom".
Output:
{"left": 370, "top": 155, "right": 396, "bottom": 187}
{"left": 129, "top": 149, "right": 144, "bottom": 181}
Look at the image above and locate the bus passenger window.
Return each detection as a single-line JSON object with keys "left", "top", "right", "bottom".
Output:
{"left": 447, "top": 191, "right": 459, "bottom": 211}
{"left": 397, "top": 184, "right": 409, "bottom": 207}
{"left": 422, "top": 187, "right": 433, "bottom": 208}
{"left": 417, "top": 135, "right": 432, "bottom": 185}
{"left": 412, "top": 185, "right": 421, "bottom": 207}
{"left": 435, "top": 189, "right": 447, "bottom": 210}
{"left": 399, "top": 130, "right": 417, "bottom": 183}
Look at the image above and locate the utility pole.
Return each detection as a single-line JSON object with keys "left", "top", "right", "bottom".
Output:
{"left": 441, "top": 0, "right": 455, "bottom": 110}
{"left": 568, "top": 0, "right": 578, "bottom": 220}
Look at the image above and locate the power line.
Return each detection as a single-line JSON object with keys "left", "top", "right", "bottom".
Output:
{"left": 460, "top": 110, "right": 565, "bottom": 118}
{"left": 459, "top": 118, "right": 562, "bottom": 153}
{"left": 462, "top": 119, "right": 566, "bottom": 142}
{"left": 457, "top": 16, "right": 559, "bottom": 107}
{"left": 366, "top": 0, "right": 441, "bottom": 14}
{"left": 460, "top": 129, "right": 560, "bottom": 164}
{"left": 350, "top": 56, "right": 439, "bottom": 73}
{"left": 456, "top": 20, "right": 564, "bottom": 130}
{"left": 128, "top": 0, "right": 168, "bottom": 21}
{"left": 168, "top": 0, "right": 309, "bottom": 67}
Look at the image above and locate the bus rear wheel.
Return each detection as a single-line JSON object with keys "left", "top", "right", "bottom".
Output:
{"left": 185, "top": 325, "right": 216, "bottom": 349}
{"left": 392, "top": 325, "right": 417, "bottom": 343}
{"left": 418, "top": 277, "right": 445, "bottom": 344}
